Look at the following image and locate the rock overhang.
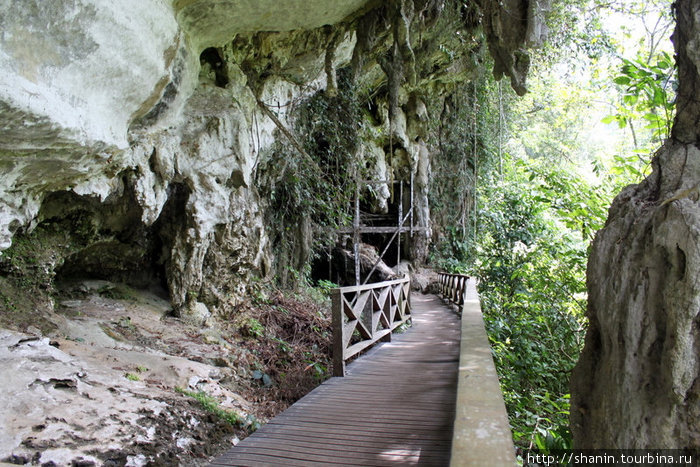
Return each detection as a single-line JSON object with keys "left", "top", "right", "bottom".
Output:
{"left": 173, "top": 0, "right": 375, "bottom": 49}
{"left": 0, "top": 0, "right": 183, "bottom": 150}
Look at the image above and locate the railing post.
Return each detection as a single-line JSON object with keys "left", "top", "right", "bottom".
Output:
{"left": 407, "top": 278, "right": 412, "bottom": 313}
{"left": 458, "top": 278, "right": 461, "bottom": 302}
{"left": 331, "top": 288, "right": 346, "bottom": 377}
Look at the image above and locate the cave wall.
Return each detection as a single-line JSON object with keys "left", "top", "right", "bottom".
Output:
{"left": 570, "top": 0, "right": 700, "bottom": 448}
{"left": 0, "top": 0, "right": 541, "bottom": 320}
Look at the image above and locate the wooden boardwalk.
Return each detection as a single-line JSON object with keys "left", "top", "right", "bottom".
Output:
{"left": 211, "top": 293, "right": 461, "bottom": 466}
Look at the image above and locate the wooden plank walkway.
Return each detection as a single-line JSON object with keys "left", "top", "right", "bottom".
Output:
{"left": 211, "top": 293, "right": 461, "bottom": 466}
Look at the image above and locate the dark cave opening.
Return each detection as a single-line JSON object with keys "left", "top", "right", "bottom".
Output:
{"left": 46, "top": 189, "right": 166, "bottom": 295}
{"left": 149, "top": 181, "right": 192, "bottom": 295}
{"left": 199, "top": 47, "right": 229, "bottom": 88}
{"left": 45, "top": 179, "right": 192, "bottom": 302}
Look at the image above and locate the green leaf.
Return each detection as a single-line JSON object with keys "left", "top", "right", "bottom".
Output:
{"left": 534, "top": 432, "right": 548, "bottom": 451}
{"left": 621, "top": 64, "right": 639, "bottom": 77}
{"left": 623, "top": 94, "right": 639, "bottom": 106}
{"left": 652, "top": 88, "right": 665, "bottom": 106}
{"left": 643, "top": 112, "right": 661, "bottom": 123}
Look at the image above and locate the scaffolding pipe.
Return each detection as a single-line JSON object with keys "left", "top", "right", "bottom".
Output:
{"left": 354, "top": 182, "right": 360, "bottom": 286}
{"left": 410, "top": 171, "right": 414, "bottom": 238}
{"left": 362, "top": 210, "right": 411, "bottom": 285}
{"left": 397, "top": 181, "right": 403, "bottom": 266}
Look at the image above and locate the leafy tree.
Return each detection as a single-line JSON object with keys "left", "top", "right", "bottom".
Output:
{"left": 429, "top": 72, "right": 502, "bottom": 268}
{"left": 599, "top": 0, "right": 675, "bottom": 186}
{"left": 604, "top": 52, "right": 675, "bottom": 143}
{"left": 431, "top": 0, "right": 675, "bottom": 455}
{"left": 474, "top": 158, "right": 594, "bottom": 450}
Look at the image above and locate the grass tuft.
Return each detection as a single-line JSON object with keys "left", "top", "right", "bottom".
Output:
{"left": 175, "top": 387, "right": 243, "bottom": 427}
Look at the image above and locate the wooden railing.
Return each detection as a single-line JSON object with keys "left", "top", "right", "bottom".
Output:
{"left": 438, "top": 272, "right": 470, "bottom": 307}
{"left": 331, "top": 276, "right": 412, "bottom": 376}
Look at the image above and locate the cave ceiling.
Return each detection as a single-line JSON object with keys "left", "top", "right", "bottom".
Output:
{"left": 174, "top": 0, "right": 376, "bottom": 48}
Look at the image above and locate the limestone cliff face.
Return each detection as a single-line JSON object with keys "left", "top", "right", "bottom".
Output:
{"left": 571, "top": 0, "right": 700, "bottom": 448}
{"left": 0, "top": 0, "right": 540, "bottom": 319}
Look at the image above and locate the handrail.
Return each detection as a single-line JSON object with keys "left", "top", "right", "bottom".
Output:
{"left": 331, "top": 276, "right": 412, "bottom": 376}
{"left": 438, "top": 272, "right": 470, "bottom": 307}
{"left": 437, "top": 273, "right": 517, "bottom": 466}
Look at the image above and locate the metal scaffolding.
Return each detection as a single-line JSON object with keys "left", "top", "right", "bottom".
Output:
{"left": 336, "top": 175, "right": 427, "bottom": 285}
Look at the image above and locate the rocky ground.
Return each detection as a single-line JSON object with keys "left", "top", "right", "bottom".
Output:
{"left": 0, "top": 280, "right": 332, "bottom": 466}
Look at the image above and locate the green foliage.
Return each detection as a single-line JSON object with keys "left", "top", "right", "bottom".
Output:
{"left": 592, "top": 150, "right": 651, "bottom": 194}
{"left": 315, "top": 279, "right": 337, "bottom": 295}
{"left": 271, "top": 336, "right": 292, "bottom": 354}
{"left": 175, "top": 387, "right": 254, "bottom": 430}
{"left": 304, "top": 279, "right": 337, "bottom": 306}
{"left": 432, "top": 248, "right": 471, "bottom": 275}
{"left": 525, "top": 163, "right": 609, "bottom": 241}
{"left": 533, "top": 418, "right": 573, "bottom": 453}
{"left": 259, "top": 68, "right": 361, "bottom": 287}
{"left": 475, "top": 158, "right": 594, "bottom": 449}
{"left": 429, "top": 73, "right": 502, "bottom": 266}
{"left": 298, "top": 73, "right": 361, "bottom": 178}
{"left": 507, "top": 66, "right": 605, "bottom": 165}
{"left": 604, "top": 51, "right": 676, "bottom": 144}
{"left": 537, "top": 0, "right": 615, "bottom": 62}
{"left": 239, "top": 317, "right": 265, "bottom": 339}
{"left": 303, "top": 352, "right": 328, "bottom": 383}
{"left": 428, "top": 0, "right": 674, "bottom": 457}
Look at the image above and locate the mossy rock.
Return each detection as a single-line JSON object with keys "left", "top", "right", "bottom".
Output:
{"left": 0, "top": 276, "right": 58, "bottom": 334}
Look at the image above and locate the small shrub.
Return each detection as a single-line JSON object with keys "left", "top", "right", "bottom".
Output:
{"left": 240, "top": 317, "right": 265, "bottom": 339}
{"left": 175, "top": 387, "right": 245, "bottom": 429}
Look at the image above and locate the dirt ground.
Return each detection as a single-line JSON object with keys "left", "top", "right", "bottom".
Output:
{"left": 0, "top": 280, "right": 331, "bottom": 466}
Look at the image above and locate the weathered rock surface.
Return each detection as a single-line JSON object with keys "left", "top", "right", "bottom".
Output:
{"left": 571, "top": 0, "right": 700, "bottom": 448}
{"left": 0, "top": 0, "right": 541, "bottom": 313}
{"left": 0, "top": 283, "right": 259, "bottom": 466}
{"left": 478, "top": 0, "right": 548, "bottom": 95}
{"left": 333, "top": 243, "right": 398, "bottom": 285}
{"left": 175, "top": 0, "right": 373, "bottom": 49}
{"left": 0, "top": 0, "right": 191, "bottom": 250}
{"left": 572, "top": 141, "right": 700, "bottom": 448}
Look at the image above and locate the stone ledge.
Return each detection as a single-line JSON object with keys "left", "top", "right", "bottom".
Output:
{"left": 450, "top": 279, "right": 517, "bottom": 466}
